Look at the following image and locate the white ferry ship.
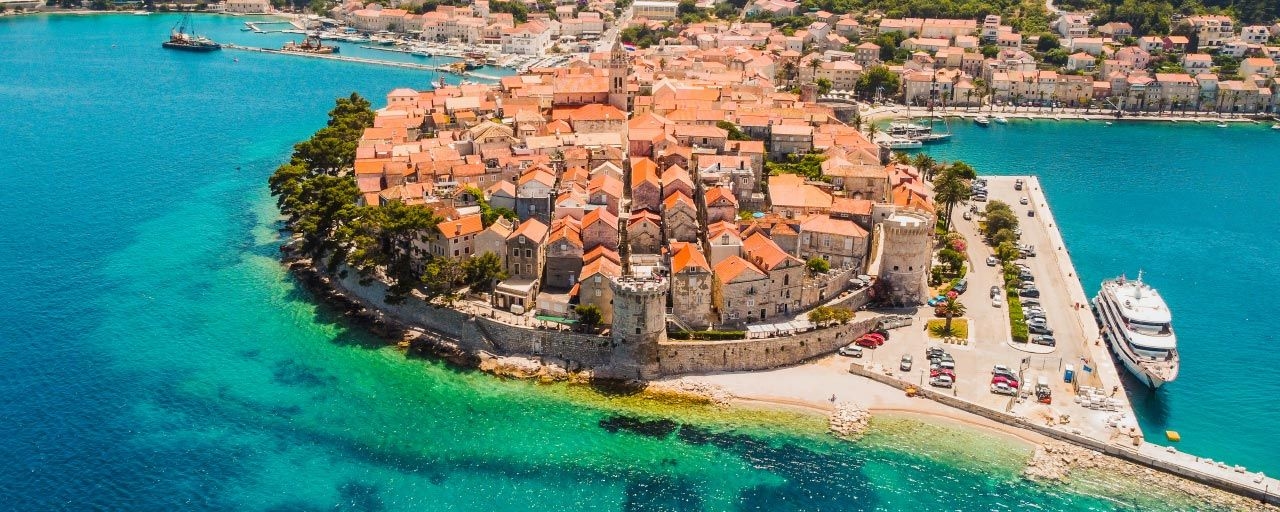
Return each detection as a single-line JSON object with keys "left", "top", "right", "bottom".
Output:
{"left": 1092, "top": 272, "right": 1179, "bottom": 388}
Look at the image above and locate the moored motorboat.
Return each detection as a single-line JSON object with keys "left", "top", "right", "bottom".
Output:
{"left": 973, "top": 115, "right": 991, "bottom": 126}
{"left": 993, "top": 115, "right": 1008, "bottom": 124}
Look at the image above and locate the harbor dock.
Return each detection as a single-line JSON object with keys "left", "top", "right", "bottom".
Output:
{"left": 220, "top": 44, "right": 503, "bottom": 81}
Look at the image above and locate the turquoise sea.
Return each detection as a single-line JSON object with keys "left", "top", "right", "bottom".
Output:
{"left": 916, "top": 118, "right": 1280, "bottom": 476}
{"left": 0, "top": 13, "right": 1266, "bottom": 510}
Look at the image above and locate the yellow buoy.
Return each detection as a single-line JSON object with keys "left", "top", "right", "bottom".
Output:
{"left": 1166, "top": 430, "right": 1181, "bottom": 442}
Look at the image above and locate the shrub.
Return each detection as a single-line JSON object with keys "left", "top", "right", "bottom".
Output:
{"left": 668, "top": 330, "right": 747, "bottom": 341}
{"left": 1007, "top": 292, "right": 1029, "bottom": 342}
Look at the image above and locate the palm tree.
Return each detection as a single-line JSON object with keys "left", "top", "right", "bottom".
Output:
{"left": 931, "top": 171, "right": 970, "bottom": 232}
{"left": 808, "top": 57, "right": 822, "bottom": 82}
{"left": 912, "top": 153, "right": 937, "bottom": 181}
{"left": 939, "top": 291, "right": 966, "bottom": 334}
{"left": 865, "top": 122, "right": 878, "bottom": 141}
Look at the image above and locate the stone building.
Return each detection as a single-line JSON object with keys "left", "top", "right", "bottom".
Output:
{"left": 712, "top": 255, "right": 770, "bottom": 325}
{"left": 544, "top": 219, "right": 584, "bottom": 290}
{"left": 796, "top": 214, "right": 870, "bottom": 269}
{"left": 578, "top": 251, "right": 621, "bottom": 323}
{"left": 495, "top": 218, "right": 549, "bottom": 312}
{"left": 704, "top": 186, "right": 739, "bottom": 224}
{"left": 669, "top": 243, "right": 714, "bottom": 330}
{"left": 662, "top": 191, "right": 700, "bottom": 243}
{"left": 628, "top": 211, "right": 663, "bottom": 254}
{"left": 581, "top": 208, "right": 620, "bottom": 251}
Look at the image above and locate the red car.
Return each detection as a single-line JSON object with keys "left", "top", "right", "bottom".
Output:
{"left": 991, "top": 375, "right": 1020, "bottom": 388}
{"left": 854, "top": 336, "right": 882, "bottom": 348}
{"left": 930, "top": 368, "right": 957, "bottom": 380}
{"left": 861, "top": 333, "right": 885, "bottom": 344}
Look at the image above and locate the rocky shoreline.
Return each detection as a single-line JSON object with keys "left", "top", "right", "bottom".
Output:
{"left": 1025, "top": 442, "right": 1276, "bottom": 511}
{"left": 827, "top": 401, "right": 871, "bottom": 438}
{"left": 284, "top": 251, "right": 743, "bottom": 405}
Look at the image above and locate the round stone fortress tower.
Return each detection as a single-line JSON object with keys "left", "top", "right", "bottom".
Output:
{"left": 879, "top": 210, "right": 935, "bottom": 305}
{"left": 609, "top": 276, "right": 667, "bottom": 379}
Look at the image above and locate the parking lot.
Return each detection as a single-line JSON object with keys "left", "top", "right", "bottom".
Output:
{"left": 846, "top": 176, "right": 1121, "bottom": 430}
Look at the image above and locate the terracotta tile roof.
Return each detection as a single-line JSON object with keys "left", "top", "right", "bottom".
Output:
{"left": 742, "top": 232, "right": 794, "bottom": 271}
{"left": 800, "top": 214, "right": 868, "bottom": 237}
{"left": 671, "top": 242, "right": 710, "bottom": 274}
{"left": 630, "top": 157, "right": 659, "bottom": 187}
{"left": 629, "top": 210, "right": 662, "bottom": 226}
{"left": 581, "top": 255, "right": 621, "bottom": 278}
{"left": 705, "top": 186, "right": 738, "bottom": 207}
{"left": 584, "top": 245, "right": 620, "bottom": 264}
{"left": 664, "top": 190, "right": 695, "bottom": 209}
{"left": 437, "top": 213, "right": 485, "bottom": 238}
{"left": 707, "top": 220, "right": 740, "bottom": 239}
{"left": 582, "top": 207, "right": 618, "bottom": 229}
{"left": 509, "top": 218, "right": 550, "bottom": 242}
{"left": 713, "top": 255, "right": 766, "bottom": 283}
{"left": 569, "top": 103, "right": 627, "bottom": 122}
{"left": 831, "top": 197, "right": 873, "bottom": 216}
{"left": 768, "top": 174, "right": 832, "bottom": 209}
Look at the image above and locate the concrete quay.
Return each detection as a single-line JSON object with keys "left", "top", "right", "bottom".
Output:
{"left": 853, "top": 175, "right": 1280, "bottom": 504}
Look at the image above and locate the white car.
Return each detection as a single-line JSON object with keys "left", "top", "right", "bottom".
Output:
{"left": 992, "top": 295, "right": 1003, "bottom": 308}
{"left": 986, "top": 256, "right": 999, "bottom": 266}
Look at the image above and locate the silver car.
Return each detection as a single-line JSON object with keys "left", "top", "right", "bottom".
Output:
{"left": 900, "top": 355, "right": 913, "bottom": 372}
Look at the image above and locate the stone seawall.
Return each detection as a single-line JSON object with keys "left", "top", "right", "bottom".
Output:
{"left": 846, "top": 362, "right": 1280, "bottom": 506}
{"left": 657, "top": 317, "right": 880, "bottom": 375}
{"left": 295, "top": 260, "right": 887, "bottom": 380}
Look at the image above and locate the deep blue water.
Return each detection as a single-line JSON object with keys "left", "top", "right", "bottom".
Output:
{"left": 917, "top": 118, "right": 1280, "bottom": 474}
{"left": 0, "top": 13, "right": 1260, "bottom": 510}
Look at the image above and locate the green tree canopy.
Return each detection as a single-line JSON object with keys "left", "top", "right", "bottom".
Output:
{"left": 857, "top": 65, "right": 901, "bottom": 100}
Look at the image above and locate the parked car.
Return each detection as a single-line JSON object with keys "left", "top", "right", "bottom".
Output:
{"left": 991, "top": 375, "right": 1020, "bottom": 388}
{"left": 1030, "top": 335, "right": 1056, "bottom": 346}
{"left": 1020, "top": 288, "right": 1040, "bottom": 298}
{"left": 989, "top": 285, "right": 1001, "bottom": 298}
{"left": 986, "top": 256, "right": 999, "bottom": 266}
{"left": 927, "top": 295, "right": 946, "bottom": 306}
{"left": 1028, "top": 324, "right": 1054, "bottom": 335}
{"left": 930, "top": 368, "right": 957, "bottom": 379}
{"left": 992, "top": 365, "right": 1017, "bottom": 379}
{"left": 1026, "top": 317, "right": 1048, "bottom": 328}
{"left": 929, "top": 375, "right": 955, "bottom": 388}
{"left": 953, "top": 279, "right": 968, "bottom": 294}
{"left": 992, "top": 295, "right": 1003, "bottom": 308}
{"left": 963, "top": 211, "right": 973, "bottom": 220}
{"left": 1019, "top": 197, "right": 1030, "bottom": 205}
{"left": 1021, "top": 298, "right": 1041, "bottom": 308}
{"left": 991, "top": 382, "right": 1018, "bottom": 396}
{"left": 926, "top": 346, "right": 944, "bottom": 359}
{"left": 838, "top": 344, "right": 864, "bottom": 357}
{"left": 1014, "top": 179, "right": 1024, "bottom": 190}
{"left": 972, "top": 194, "right": 987, "bottom": 202}
{"left": 1028, "top": 209, "right": 1035, "bottom": 217}
{"left": 900, "top": 355, "right": 913, "bottom": 372}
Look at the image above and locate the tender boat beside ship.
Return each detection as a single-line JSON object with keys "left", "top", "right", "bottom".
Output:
{"left": 1093, "top": 272, "right": 1179, "bottom": 388}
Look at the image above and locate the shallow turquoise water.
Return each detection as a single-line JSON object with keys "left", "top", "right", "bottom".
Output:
{"left": 0, "top": 14, "right": 1255, "bottom": 509}
{"left": 915, "top": 118, "right": 1280, "bottom": 475}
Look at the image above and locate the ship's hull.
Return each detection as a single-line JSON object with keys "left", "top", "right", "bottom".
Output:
{"left": 1093, "top": 293, "right": 1174, "bottom": 389}
{"left": 162, "top": 41, "right": 221, "bottom": 52}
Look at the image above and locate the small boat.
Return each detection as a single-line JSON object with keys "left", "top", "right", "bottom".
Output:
{"left": 1105, "top": 121, "right": 1113, "bottom": 126}
{"left": 913, "top": 133, "right": 951, "bottom": 143}
{"left": 1272, "top": 124, "right": 1280, "bottom": 130}
{"left": 133, "top": 10, "right": 150, "bottom": 15}
{"left": 282, "top": 33, "right": 339, "bottom": 54}
{"left": 878, "top": 137, "right": 923, "bottom": 149}
{"left": 993, "top": 115, "right": 1008, "bottom": 124}
{"left": 1216, "top": 122, "right": 1228, "bottom": 128}
{"left": 973, "top": 115, "right": 991, "bottom": 127}
{"left": 162, "top": 14, "right": 221, "bottom": 52}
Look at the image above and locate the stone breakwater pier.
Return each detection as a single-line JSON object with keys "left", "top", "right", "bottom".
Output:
{"left": 221, "top": 44, "right": 504, "bottom": 81}
{"left": 848, "top": 175, "right": 1280, "bottom": 506}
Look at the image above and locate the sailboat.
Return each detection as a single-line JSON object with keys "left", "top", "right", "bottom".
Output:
{"left": 162, "top": 14, "right": 221, "bottom": 52}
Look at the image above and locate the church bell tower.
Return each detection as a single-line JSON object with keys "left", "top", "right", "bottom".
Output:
{"left": 608, "top": 40, "right": 631, "bottom": 112}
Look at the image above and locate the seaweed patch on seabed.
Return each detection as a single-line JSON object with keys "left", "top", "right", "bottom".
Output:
{"left": 272, "top": 359, "right": 339, "bottom": 388}
{"left": 599, "top": 415, "right": 679, "bottom": 439}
